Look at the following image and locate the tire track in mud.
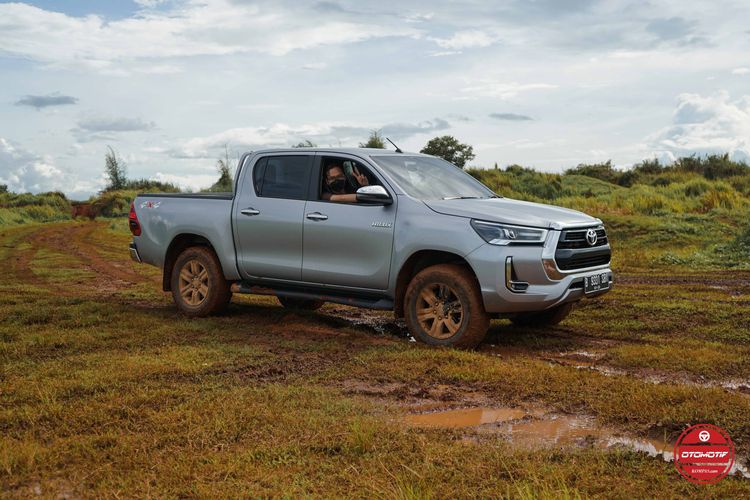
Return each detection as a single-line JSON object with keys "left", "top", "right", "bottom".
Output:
{"left": 8, "top": 225, "right": 58, "bottom": 287}
{"left": 10, "top": 221, "right": 148, "bottom": 296}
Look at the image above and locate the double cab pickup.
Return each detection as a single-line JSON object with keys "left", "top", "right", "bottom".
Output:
{"left": 129, "top": 148, "right": 613, "bottom": 348}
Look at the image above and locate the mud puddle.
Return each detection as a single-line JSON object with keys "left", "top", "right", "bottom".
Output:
{"left": 404, "top": 407, "right": 527, "bottom": 428}
{"left": 325, "top": 306, "right": 410, "bottom": 338}
{"left": 404, "top": 407, "right": 750, "bottom": 479}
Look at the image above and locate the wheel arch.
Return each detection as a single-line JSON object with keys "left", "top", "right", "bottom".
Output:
{"left": 162, "top": 233, "right": 219, "bottom": 291}
{"left": 394, "top": 249, "right": 480, "bottom": 318}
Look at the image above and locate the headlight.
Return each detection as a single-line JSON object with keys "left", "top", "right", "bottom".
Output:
{"left": 470, "top": 220, "right": 548, "bottom": 246}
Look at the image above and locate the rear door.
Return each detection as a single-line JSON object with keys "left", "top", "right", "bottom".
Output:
{"left": 302, "top": 154, "right": 396, "bottom": 290}
{"left": 234, "top": 154, "right": 313, "bottom": 281}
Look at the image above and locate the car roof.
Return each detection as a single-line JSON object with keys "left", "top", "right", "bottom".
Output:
{"left": 249, "top": 147, "right": 427, "bottom": 156}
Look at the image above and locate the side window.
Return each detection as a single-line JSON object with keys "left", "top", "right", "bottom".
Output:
{"left": 319, "top": 157, "right": 379, "bottom": 200}
{"left": 254, "top": 156, "right": 310, "bottom": 200}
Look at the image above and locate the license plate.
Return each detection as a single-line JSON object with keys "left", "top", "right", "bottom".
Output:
{"left": 584, "top": 272, "right": 610, "bottom": 294}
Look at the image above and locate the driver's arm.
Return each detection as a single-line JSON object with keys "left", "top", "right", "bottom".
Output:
{"left": 323, "top": 192, "right": 358, "bottom": 203}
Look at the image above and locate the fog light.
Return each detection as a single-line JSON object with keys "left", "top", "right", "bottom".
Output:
{"left": 505, "top": 257, "right": 529, "bottom": 293}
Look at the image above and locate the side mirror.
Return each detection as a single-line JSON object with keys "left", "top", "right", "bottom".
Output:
{"left": 356, "top": 185, "right": 392, "bottom": 205}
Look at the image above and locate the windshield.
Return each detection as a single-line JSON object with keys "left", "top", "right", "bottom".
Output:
{"left": 370, "top": 155, "right": 497, "bottom": 200}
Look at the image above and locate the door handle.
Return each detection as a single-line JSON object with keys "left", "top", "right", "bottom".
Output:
{"left": 306, "top": 212, "right": 328, "bottom": 221}
{"left": 241, "top": 207, "right": 260, "bottom": 216}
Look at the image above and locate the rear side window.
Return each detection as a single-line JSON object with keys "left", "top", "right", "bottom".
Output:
{"left": 252, "top": 156, "right": 311, "bottom": 200}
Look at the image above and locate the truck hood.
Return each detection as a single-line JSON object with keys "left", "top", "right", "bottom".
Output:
{"left": 423, "top": 197, "right": 599, "bottom": 229}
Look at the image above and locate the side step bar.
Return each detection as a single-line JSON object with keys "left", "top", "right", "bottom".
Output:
{"left": 230, "top": 282, "right": 394, "bottom": 310}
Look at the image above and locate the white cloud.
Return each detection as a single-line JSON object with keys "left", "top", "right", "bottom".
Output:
{"left": 302, "top": 62, "right": 328, "bottom": 71}
{"left": 732, "top": 67, "right": 750, "bottom": 75}
{"left": 134, "top": 0, "right": 168, "bottom": 7}
{"left": 0, "top": 138, "right": 100, "bottom": 195}
{"left": 648, "top": 91, "right": 750, "bottom": 162}
{"left": 430, "top": 50, "right": 462, "bottom": 57}
{"left": 460, "top": 80, "right": 558, "bottom": 100}
{"left": 150, "top": 172, "right": 219, "bottom": 192}
{"left": 431, "top": 30, "right": 499, "bottom": 50}
{"left": 171, "top": 119, "right": 451, "bottom": 158}
{"left": 0, "top": 1, "right": 420, "bottom": 73}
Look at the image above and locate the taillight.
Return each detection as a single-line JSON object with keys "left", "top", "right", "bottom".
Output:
{"left": 129, "top": 201, "right": 141, "bottom": 236}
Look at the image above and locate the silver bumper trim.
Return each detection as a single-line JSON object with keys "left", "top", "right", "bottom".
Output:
{"left": 542, "top": 228, "right": 610, "bottom": 280}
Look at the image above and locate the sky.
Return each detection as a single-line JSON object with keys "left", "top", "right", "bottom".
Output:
{"left": 1, "top": 0, "right": 749, "bottom": 198}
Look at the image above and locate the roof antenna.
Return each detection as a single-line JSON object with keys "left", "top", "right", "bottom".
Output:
{"left": 386, "top": 137, "right": 403, "bottom": 153}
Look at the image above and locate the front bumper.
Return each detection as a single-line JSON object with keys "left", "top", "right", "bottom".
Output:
{"left": 466, "top": 232, "right": 613, "bottom": 314}
{"left": 129, "top": 242, "right": 142, "bottom": 263}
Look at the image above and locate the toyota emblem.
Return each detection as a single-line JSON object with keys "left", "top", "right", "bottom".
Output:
{"left": 586, "top": 228, "right": 598, "bottom": 246}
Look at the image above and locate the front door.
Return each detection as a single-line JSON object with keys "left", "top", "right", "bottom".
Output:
{"left": 302, "top": 155, "right": 396, "bottom": 289}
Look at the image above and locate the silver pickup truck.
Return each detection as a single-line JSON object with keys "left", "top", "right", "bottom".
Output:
{"left": 129, "top": 148, "right": 612, "bottom": 348}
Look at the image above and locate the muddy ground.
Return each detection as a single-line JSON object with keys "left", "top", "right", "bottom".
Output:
{"left": 1, "top": 220, "right": 749, "bottom": 497}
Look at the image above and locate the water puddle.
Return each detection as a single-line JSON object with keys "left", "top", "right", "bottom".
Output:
{"left": 404, "top": 407, "right": 750, "bottom": 479}
{"left": 404, "top": 407, "right": 526, "bottom": 428}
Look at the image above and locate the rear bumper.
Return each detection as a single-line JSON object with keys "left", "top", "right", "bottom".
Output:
{"left": 129, "top": 242, "right": 142, "bottom": 263}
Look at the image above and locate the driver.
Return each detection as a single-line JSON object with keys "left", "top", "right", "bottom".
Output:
{"left": 322, "top": 163, "right": 370, "bottom": 203}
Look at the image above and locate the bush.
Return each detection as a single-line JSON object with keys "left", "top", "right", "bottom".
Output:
{"left": 682, "top": 178, "right": 712, "bottom": 197}
{"left": 0, "top": 190, "right": 72, "bottom": 225}
{"left": 565, "top": 161, "right": 620, "bottom": 184}
{"left": 126, "top": 179, "right": 181, "bottom": 193}
{"left": 699, "top": 188, "right": 741, "bottom": 213}
{"left": 673, "top": 154, "right": 749, "bottom": 180}
{"left": 91, "top": 190, "right": 138, "bottom": 217}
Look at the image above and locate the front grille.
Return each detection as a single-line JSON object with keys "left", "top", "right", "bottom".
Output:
{"left": 557, "top": 252, "right": 611, "bottom": 270}
{"left": 556, "top": 227, "right": 608, "bottom": 249}
{"left": 555, "top": 226, "right": 611, "bottom": 271}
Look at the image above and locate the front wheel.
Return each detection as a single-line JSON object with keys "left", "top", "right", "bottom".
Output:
{"left": 171, "top": 246, "right": 231, "bottom": 317}
{"left": 404, "top": 264, "right": 489, "bottom": 348}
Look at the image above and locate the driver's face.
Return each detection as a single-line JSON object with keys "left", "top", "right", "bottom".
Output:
{"left": 326, "top": 166, "right": 345, "bottom": 183}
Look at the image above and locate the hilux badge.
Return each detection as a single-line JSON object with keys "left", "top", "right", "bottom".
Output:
{"left": 371, "top": 221, "right": 392, "bottom": 228}
{"left": 586, "top": 228, "right": 598, "bottom": 246}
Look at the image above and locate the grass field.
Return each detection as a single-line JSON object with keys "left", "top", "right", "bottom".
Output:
{"left": 1, "top": 217, "right": 749, "bottom": 498}
{"left": 2, "top": 156, "right": 750, "bottom": 497}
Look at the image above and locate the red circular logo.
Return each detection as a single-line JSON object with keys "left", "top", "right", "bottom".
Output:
{"left": 674, "top": 424, "right": 735, "bottom": 484}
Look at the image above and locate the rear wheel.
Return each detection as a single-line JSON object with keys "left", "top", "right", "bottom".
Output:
{"left": 404, "top": 264, "right": 489, "bottom": 348}
{"left": 510, "top": 303, "right": 573, "bottom": 327}
{"left": 171, "top": 246, "right": 231, "bottom": 317}
{"left": 277, "top": 296, "right": 325, "bottom": 311}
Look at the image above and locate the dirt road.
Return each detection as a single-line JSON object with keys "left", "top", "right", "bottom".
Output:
{"left": 2, "top": 220, "right": 749, "bottom": 497}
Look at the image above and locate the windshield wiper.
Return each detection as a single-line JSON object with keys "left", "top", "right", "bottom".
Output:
{"left": 442, "top": 196, "right": 482, "bottom": 200}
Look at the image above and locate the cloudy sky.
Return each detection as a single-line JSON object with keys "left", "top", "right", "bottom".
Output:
{"left": 1, "top": 0, "right": 749, "bottom": 198}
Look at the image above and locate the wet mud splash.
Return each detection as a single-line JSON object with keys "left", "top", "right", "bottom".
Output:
{"left": 404, "top": 407, "right": 750, "bottom": 480}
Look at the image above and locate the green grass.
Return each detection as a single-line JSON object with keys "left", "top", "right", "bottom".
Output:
{"left": 2, "top": 157, "right": 750, "bottom": 497}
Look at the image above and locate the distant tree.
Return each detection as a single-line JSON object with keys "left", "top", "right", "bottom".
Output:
{"left": 0, "top": 184, "right": 7, "bottom": 194}
{"left": 359, "top": 130, "right": 386, "bottom": 149}
{"left": 104, "top": 146, "right": 128, "bottom": 191}
{"left": 207, "top": 145, "right": 235, "bottom": 192}
{"left": 292, "top": 139, "right": 317, "bottom": 148}
{"left": 420, "top": 135, "right": 475, "bottom": 169}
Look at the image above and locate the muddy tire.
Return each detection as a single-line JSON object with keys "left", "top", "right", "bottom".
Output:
{"left": 404, "top": 264, "right": 489, "bottom": 348}
{"left": 171, "top": 246, "right": 231, "bottom": 317}
{"left": 277, "top": 296, "right": 325, "bottom": 311}
{"left": 511, "top": 303, "right": 573, "bottom": 327}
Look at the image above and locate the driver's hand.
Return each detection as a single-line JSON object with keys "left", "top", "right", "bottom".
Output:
{"left": 352, "top": 166, "right": 369, "bottom": 186}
